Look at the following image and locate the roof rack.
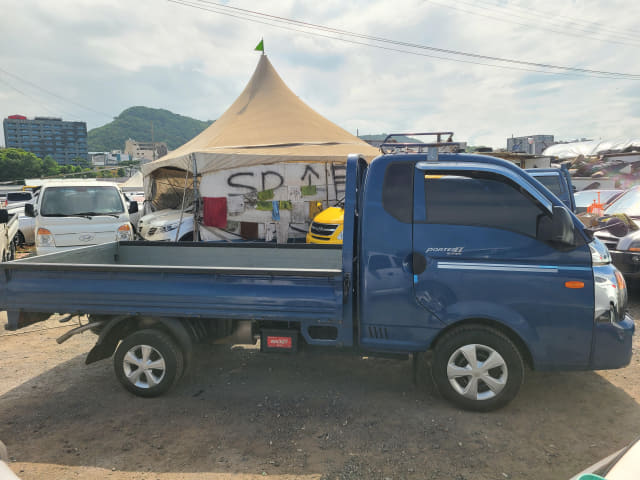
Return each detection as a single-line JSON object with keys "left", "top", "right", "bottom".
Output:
{"left": 379, "top": 132, "right": 463, "bottom": 159}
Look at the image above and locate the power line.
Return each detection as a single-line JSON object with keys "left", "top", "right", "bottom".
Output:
{"left": 166, "top": 0, "right": 605, "bottom": 78}
{"left": 0, "top": 67, "right": 113, "bottom": 119}
{"left": 472, "top": 0, "right": 640, "bottom": 42}
{"left": 0, "top": 75, "right": 80, "bottom": 119}
{"left": 168, "top": 0, "right": 640, "bottom": 80}
{"left": 426, "top": 0, "right": 640, "bottom": 48}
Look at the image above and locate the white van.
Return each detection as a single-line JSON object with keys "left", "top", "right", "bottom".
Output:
{"left": 25, "top": 181, "right": 138, "bottom": 255}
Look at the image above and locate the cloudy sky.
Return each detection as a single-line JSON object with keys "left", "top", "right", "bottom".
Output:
{"left": 1, "top": 0, "right": 639, "bottom": 149}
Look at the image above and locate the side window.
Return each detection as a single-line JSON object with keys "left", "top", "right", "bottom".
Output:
{"left": 382, "top": 162, "right": 413, "bottom": 223}
{"left": 424, "top": 172, "right": 546, "bottom": 238}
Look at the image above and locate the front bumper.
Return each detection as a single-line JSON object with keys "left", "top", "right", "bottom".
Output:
{"left": 36, "top": 245, "right": 89, "bottom": 256}
{"left": 590, "top": 313, "right": 635, "bottom": 370}
{"left": 610, "top": 250, "right": 640, "bottom": 278}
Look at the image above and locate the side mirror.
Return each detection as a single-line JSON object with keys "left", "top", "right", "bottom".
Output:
{"left": 584, "top": 216, "right": 630, "bottom": 239}
{"left": 0, "top": 209, "right": 8, "bottom": 224}
{"left": 550, "top": 205, "right": 575, "bottom": 244}
{"left": 24, "top": 203, "right": 35, "bottom": 217}
{"left": 128, "top": 202, "right": 139, "bottom": 214}
{"left": 603, "top": 217, "right": 629, "bottom": 238}
{"left": 538, "top": 206, "right": 575, "bottom": 245}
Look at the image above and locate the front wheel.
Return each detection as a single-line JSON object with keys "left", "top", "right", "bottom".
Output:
{"left": 114, "top": 329, "right": 184, "bottom": 397}
{"left": 431, "top": 325, "right": 524, "bottom": 411}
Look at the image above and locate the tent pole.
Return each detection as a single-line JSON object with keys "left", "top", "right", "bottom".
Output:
{"left": 192, "top": 153, "right": 200, "bottom": 241}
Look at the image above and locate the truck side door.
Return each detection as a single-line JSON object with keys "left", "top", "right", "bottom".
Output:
{"left": 412, "top": 164, "right": 594, "bottom": 369}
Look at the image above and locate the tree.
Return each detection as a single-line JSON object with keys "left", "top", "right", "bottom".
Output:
{"left": 71, "top": 157, "right": 92, "bottom": 169}
{"left": 42, "top": 155, "right": 60, "bottom": 176}
{"left": 0, "top": 148, "right": 44, "bottom": 181}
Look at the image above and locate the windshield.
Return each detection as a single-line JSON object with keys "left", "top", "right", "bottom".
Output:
{"left": 533, "top": 175, "right": 563, "bottom": 196}
{"left": 575, "top": 190, "right": 622, "bottom": 207}
{"left": 41, "top": 186, "right": 125, "bottom": 217}
{"left": 604, "top": 188, "right": 640, "bottom": 216}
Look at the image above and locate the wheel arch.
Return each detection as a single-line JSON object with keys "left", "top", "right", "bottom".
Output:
{"left": 86, "top": 316, "right": 193, "bottom": 369}
{"left": 429, "top": 318, "right": 535, "bottom": 370}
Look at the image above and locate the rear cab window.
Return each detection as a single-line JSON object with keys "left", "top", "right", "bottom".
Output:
{"left": 382, "top": 162, "right": 413, "bottom": 223}
{"left": 7, "top": 192, "right": 32, "bottom": 201}
{"left": 532, "top": 174, "right": 564, "bottom": 197}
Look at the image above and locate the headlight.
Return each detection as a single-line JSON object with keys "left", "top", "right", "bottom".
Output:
{"left": 116, "top": 224, "right": 133, "bottom": 241}
{"left": 159, "top": 222, "right": 179, "bottom": 232}
{"left": 337, "top": 230, "right": 343, "bottom": 240}
{"left": 628, "top": 241, "right": 640, "bottom": 252}
{"left": 36, "top": 227, "right": 55, "bottom": 247}
{"left": 589, "top": 238, "right": 611, "bottom": 265}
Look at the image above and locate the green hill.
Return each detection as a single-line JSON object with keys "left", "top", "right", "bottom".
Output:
{"left": 87, "top": 106, "right": 214, "bottom": 152}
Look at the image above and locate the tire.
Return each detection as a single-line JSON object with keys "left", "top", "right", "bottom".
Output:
{"left": 113, "top": 329, "right": 184, "bottom": 398}
{"left": 431, "top": 325, "right": 524, "bottom": 412}
{"left": 14, "top": 231, "right": 25, "bottom": 247}
{"left": 8, "top": 240, "right": 15, "bottom": 261}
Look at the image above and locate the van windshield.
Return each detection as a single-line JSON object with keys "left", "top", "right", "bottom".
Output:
{"left": 41, "top": 186, "right": 125, "bottom": 217}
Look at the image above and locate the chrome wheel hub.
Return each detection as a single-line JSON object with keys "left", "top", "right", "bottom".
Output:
{"left": 446, "top": 344, "right": 507, "bottom": 400}
{"left": 122, "top": 344, "right": 166, "bottom": 389}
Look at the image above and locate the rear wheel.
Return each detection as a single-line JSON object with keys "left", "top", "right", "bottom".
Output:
{"left": 114, "top": 329, "right": 184, "bottom": 397}
{"left": 431, "top": 325, "right": 524, "bottom": 411}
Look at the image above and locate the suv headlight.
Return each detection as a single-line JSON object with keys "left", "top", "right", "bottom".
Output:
{"left": 159, "top": 222, "right": 179, "bottom": 232}
{"left": 628, "top": 241, "right": 640, "bottom": 252}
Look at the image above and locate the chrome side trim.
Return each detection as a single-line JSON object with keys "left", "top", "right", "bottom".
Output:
{"left": 437, "top": 262, "right": 557, "bottom": 273}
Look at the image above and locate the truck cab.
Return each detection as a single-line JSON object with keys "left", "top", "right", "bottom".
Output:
{"left": 308, "top": 147, "right": 577, "bottom": 245}
{"left": 526, "top": 166, "right": 576, "bottom": 212}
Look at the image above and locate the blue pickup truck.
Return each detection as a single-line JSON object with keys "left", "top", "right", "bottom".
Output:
{"left": 0, "top": 137, "right": 633, "bottom": 411}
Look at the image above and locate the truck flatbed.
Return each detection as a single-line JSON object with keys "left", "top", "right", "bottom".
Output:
{"left": 1, "top": 242, "right": 345, "bottom": 335}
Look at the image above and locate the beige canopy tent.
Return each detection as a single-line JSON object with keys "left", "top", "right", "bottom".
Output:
{"left": 142, "top": 54, "right": 379, "bottom": 180}
{"left": 140, "top": 54, "right": 380, "bottom": 241}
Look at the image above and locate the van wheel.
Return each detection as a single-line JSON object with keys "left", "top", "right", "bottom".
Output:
{"left": 8, "top": 240, "right": 15, "bottom": 261}
{"left": 114, "top": 329, "right": 184, "bottom": 397}
{"left": 431, "top": 325, "right": 524, "bottom": 411}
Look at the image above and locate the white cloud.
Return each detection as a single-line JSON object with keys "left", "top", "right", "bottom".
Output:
{"left": 1, "top": 0, "right": 639, "bottom": 149}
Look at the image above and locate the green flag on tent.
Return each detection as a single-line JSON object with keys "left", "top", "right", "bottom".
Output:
{"left": 254, "top": 39, "right": 264, "bottom": 53}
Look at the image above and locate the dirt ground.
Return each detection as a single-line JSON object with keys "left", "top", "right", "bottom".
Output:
{"left": 2, "top": 286, "right": 640, "bottom": 480}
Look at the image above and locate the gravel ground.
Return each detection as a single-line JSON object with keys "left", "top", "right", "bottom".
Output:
{"left": 1, "top": 285, "right": 640, "bottom": 480}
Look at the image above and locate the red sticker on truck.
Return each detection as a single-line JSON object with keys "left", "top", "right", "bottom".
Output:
{"left": 267, "top": 336, "right": 292, "bottom": 349}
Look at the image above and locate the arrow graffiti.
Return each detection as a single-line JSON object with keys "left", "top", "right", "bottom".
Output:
{"left": 300, "top": 165, "right": 320, "bottom": 186}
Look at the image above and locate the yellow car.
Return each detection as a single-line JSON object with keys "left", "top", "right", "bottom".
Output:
{"left": 306, "top": 206, "right": 344, "bottom": 244}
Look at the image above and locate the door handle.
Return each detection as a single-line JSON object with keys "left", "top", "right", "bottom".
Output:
{"left": 411, "top": 252, "right": 427, "bottom": 275}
